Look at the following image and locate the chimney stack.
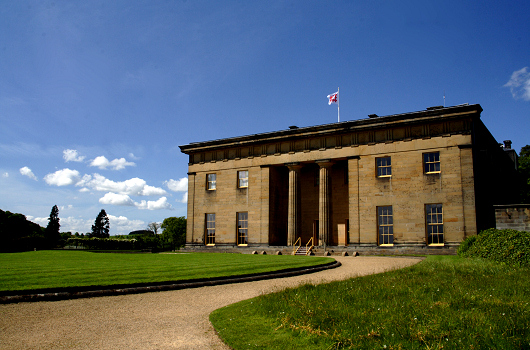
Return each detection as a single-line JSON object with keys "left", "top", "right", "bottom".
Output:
{"left": 503, "top": 140, "right": 512, "bottom": 149}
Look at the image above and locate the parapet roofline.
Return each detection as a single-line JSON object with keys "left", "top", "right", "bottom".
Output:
{"left": 179, "top": 103, "right": 482, "bottom": 153}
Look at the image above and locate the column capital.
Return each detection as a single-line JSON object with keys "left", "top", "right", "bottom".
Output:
{"left": 316, "top": 159, "right": 334, "bottom": 168}
{"left": 285, "top": 162, "right": 303, "bottom": 170}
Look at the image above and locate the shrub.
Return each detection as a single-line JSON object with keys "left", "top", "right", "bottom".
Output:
{"left": 458, "top": 228, "right": 530, "bottom": 267}
{"left": 457, "top": 235, "right": 477, "bottom": 255}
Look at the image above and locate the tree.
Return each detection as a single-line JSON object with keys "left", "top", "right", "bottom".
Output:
{"left": 519, "top": 145, "right": 530, "bottom": 203}
{"left": 161, "top": 217, "right": 186, "bottom": 250}
{"left": 0, "top": 209, "right": 45, "bottom": 252}
{"left": 44, "top": 205, "right": 60, "bottom": 248}
{"left": 147, "top": 222, "right": 161, "bottom": 235}
{"left": 90, "top": 209, "right": 110, "bottom": 238}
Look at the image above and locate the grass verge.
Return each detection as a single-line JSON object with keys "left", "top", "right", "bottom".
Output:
{"left": 0, "top": 250, "right": 333, "bottom": 292}
{"left": 211, "top": 256, "right": 530, "bottom": 349}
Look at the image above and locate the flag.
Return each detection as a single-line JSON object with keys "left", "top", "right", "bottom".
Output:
{"left": 327, "top": 91, "right": 338, "bottom": 105}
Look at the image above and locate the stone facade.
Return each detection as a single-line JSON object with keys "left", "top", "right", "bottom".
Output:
{"left": 495, "top": 205, "right": 530, "bottom": 231}
{"left": 180, "top": 104, "right": 518, "bottom": 252}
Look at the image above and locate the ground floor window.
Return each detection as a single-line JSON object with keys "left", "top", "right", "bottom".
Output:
{"left": 377, "top": 206, "right": 393, "bottom": 245}
{"left": 205, "top": 213, "right": 215, "bottom": 245}
{"left": 426, "top": 204, "right": 444, "bottom": 245}
{"left": 237, "top": 212, "right": 248, "bottom": 245}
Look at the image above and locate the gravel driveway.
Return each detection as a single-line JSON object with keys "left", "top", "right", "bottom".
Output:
{"left": 0, "top": 256, "right": 422, "bottom": 350}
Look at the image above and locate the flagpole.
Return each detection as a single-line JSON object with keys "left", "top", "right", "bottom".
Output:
{"left": 337, "top": 87, "right": 340, "bottom": 122}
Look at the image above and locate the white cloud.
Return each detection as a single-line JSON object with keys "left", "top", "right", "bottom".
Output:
{"left": 165, "top": 178, "right": 188, "bottom": 192}
{"left": 90, "top": 156, "right": 136, "bottom": 170}
{"left": 44, "top": 168, "right": 81, "bottom": 186}
{"left": 504, "top": 67, "right": 530, "bottom": 101}
{"left": 140, "top": 184, "right": 167, "bottom": 196}
{"left": 99, "top": 192, "right": 136, "bottom": 206}
{"left": 28, "top": 214, "right": 143, "bottom": 236}
{"left": 181, "top": 192, "right": 188, "bottom": 203}
{"left": 108, "top": 214, "right": 145, "bottom": 235}
{"left": 137, "top": 196, "right": 173, "bottom": 210}
{"left": 59, "top": 216, "right": 93, "bottom": 234}
{"left": 77, "top": 174, "right": 166, "bottom": 196}
{"left": 2, "top": 172, "right": 8, "bottom": 178}
{"left": 28, "top": 216, "right": 48, "bottom": 227}
{"left": 63, "top": 149, "right": 86, "bottom": 162}
{"left": 19, "top": 166, "right": 38, "bottom": 181}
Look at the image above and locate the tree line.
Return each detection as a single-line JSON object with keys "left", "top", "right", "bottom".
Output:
{"left": 0, "top": 206, "right": 186, "bottom": 253}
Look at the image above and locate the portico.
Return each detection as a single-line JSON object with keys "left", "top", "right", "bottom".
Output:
{"left": 179, "top": 104, "right": 518, "bottom": 253}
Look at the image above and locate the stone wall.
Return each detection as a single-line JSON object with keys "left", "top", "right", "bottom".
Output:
{"left": 495, "top": 205, "right": 530, "bottom": 232}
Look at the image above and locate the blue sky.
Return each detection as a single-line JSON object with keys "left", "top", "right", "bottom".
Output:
{"left": 1, "top": 1, "right": 529, "bottom": 235}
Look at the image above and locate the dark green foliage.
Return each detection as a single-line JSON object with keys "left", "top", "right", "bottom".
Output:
{"left": 129, "top": 230, "right": 153, "bottom": 236}
{"left": 458, "top": 228, "right": 530, "bottom": 267}
{"left": 90, "top": 209, "right": 110, "bottom": 238}
{"left": 212, "top": 256, "right": 530, "bottom": 349}
{"left": 161, "top": 216, "right": 186, "bottom": 250}
{"left": 456, "top": 235, "right": 476, "bottom": 255}
{"left": 67, "top": 237, "right": 137, "bottom": 250}
{"left": 44, "top": 205, "right": 61, "bottom": 248}
{"left": 0, "top": 209, "right": 45, "bottom": 252}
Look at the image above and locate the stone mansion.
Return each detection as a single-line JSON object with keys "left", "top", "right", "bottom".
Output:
{"left": 179, "top": 104, "right": 518, "bottom": 252}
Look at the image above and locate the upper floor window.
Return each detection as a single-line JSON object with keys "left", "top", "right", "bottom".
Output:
{"left": 376, "top": 157, "right": 392, "bottom": 177}
{"left": 238, "top": 170, "right": 248, "bottom": 188}
{"left": 426, "top": 204, "right": 444, "bottom": 245}
{"left": 424, "top": 152, "right": 441, "bottom": 174}
{"left": 206, "top": 173, "right": 216, "bottom": 190}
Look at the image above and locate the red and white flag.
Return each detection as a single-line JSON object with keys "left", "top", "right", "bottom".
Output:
{"left": 327, "top": 91, "right": 338, "bottom": 105}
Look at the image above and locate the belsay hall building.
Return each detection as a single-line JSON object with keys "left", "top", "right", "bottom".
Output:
{"left": 179, "top": 104, "right": 518, "bottom": 253}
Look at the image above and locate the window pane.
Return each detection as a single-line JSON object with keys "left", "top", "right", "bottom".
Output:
{"left": 238, "top": 171, "right": 248, "bottom": 188}
{"left": 426, "top": 204, "right": 444, "bottom": 245}
{"left": 237, "top": 212, "right": 248, "bottom": 245}
{"left": 377, "top": 157, "right": 392, "bottom": 177}
{"left": 207, "top": 174, "right": 216, "bottom": 190}
{"left": 378, "top": 206, "right": 393, "bottom": 245}
{"left": 206, "top": 213, "right": 215, "bottom": 245}
{"left": 424, "top": 152, "right": 441, "bottom": 173}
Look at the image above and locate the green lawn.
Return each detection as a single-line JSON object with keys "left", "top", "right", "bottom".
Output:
{"left": 211, "top": 256, "right": 530, "bottom": 349}
{"left": 0, "top": 250, "right": 333, "bottom": 292}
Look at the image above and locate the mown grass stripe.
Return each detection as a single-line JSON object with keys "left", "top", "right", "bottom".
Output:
{"left": 0, "top": 250, "right": 333, "bottom": 292}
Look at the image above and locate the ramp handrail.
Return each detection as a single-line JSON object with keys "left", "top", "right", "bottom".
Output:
{"left": 293, "top": 237, "right": 301, "bottom": 254}
{"left": 305, "top": 237, "right": 314, "bottom": 255}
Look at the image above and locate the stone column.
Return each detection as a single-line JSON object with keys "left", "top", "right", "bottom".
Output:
{"left": 317, "top": 160, "right": 333, "bottom": 247}
{"left": 186, "top": 172, "right": 196, "bottom": 246}
{"left": 286, "top": 163, "right": 302, "bottom": 246}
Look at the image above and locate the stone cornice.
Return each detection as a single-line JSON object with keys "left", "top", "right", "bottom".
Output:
{"left": 180, "top": 104, "right": 481, "bottom": 164}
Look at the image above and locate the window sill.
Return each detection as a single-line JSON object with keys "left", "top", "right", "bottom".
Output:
{"left": 428, "top": 243, "right": 445, "bottom": 247}
{"left": 425, "top": 171, "right": 441, "bottom": 175}
{"left": 206, "top": 244, "right": 215, "bottom": 246}
{"left": 238, "top": 244, "right": 248, "bottom": 247}
{"left": 377, "top": 175, "right": 392, "bottom": 178}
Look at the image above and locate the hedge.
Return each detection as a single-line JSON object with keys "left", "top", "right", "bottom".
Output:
{"left": 458, "top": 228, "right": 530, "bottom": 267}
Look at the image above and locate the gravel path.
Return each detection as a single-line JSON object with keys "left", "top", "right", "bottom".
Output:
{"left": 0, "top": 256, "right": 422, "bottom": 350}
